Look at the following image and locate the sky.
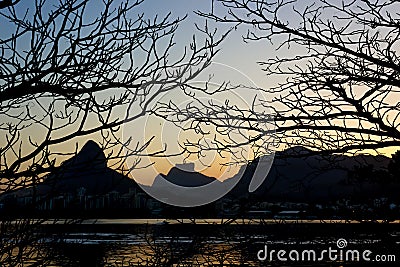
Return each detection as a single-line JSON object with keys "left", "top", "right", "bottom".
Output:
{"left": 119, "top": 0, "right": 277, "bottom": 184}
{"left": 121, "top": 1, "right": 283, "bottom": 184}
{"left": 124, "top": 0, "right": 400, "bottom": 184}
{"left": 0, "top": 0, "right": 277, "bottom": 185}
{"left": 1, "top": 0, "right": 399, "bottom": 186}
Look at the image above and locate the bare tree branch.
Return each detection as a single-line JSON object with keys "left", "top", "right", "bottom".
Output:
{"left": 158, "top": 0, "right": 400, "bottom": 160}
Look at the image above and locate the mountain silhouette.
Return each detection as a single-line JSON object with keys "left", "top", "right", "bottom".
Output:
{"left": 149, "top": 149, "right": 397, "bottom": 202}
{"left": 4, "top": 141, "right": 397, "bottom": 205}
{"left": 10, "top": 141, "right": 142, "bottom": 198}
{"left": 152, "top": 163, "right": 218, "bottom": 187}
{"left": 224, "top": 149, "right": 398, "bottom": 202}
{"left": 45, "top": 140, "right": 140, "bottom": 195}
{"left": 64, "top": 140, "right": 107, "bottom": 170}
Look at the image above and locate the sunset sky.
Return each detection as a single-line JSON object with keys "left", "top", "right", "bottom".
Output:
{"left": 1, "top": 0, "right": 399, "bottom": 186}
{"left": 123, "top": 0, "right": 400, "bottom": 184}
{"left": 124, "top": 0, "right": 284, "bottom": 184}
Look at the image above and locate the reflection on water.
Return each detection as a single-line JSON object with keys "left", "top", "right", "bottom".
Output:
{"left": 9, "top": 220, "right": 400, "bottom": 266}
{"left": 45, "top": 235, "right": 397, "bottom": 266}
{"left": 35, "top": 218, "right": 400, "bottom": 226}
{"left": 47, "top": 232, "right": 260, "bottom": 266}
{"left": 61, "top": 218, "right": 400, "bottom": 225}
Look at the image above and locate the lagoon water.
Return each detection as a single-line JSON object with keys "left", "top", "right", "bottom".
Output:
{"left": 18, "top": 219, "right": 400, "bottom": 266}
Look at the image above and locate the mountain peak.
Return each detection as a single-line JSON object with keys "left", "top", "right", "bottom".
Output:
{"left": 73, "top": 140, "right": 106, "bottom": 168}
{"left": 152, "top": 166, "right": 217, "bottom": 187}
{"left": 43, "top": 140, "right": 141, "bottom": 195}
{"left": 80, "top": 140, "right": 103, "bottom": 154}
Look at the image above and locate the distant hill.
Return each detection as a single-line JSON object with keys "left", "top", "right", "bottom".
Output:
{"left": 150, "top": 147, "right": 397, "bottom": 203}
{"left": 152, "top": 164, "right": 218, "bottom": 188}
{"left": 45, "top": 140, "right": 141, "bottom": 195}
{"left": 4, "top": 140, "right": 141, "bottom": 198}
{"left": 223, "top": 148, "right": 397, "bottom": 202}
{"left": 4, "top": 141, "right": 398, "bottom": 204}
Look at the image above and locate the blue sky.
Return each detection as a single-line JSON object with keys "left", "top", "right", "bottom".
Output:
{"left": 134, "top": 0, "right": 279, "bottom": 89}
{"left": 0, "top": 0, "right": 280, "bottom": 95}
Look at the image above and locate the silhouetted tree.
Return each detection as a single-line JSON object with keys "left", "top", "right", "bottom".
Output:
{"left": 0, "top": 0, "right": 17, "bottom": 9}
{"left": 157, "top": 0, "right": 400, "bottom": 159}
{"left": 0, "top": 0, "right": 222, "bottom": 189}
{"left": 0, "top": 0, "right": 223, "bottom": 264}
